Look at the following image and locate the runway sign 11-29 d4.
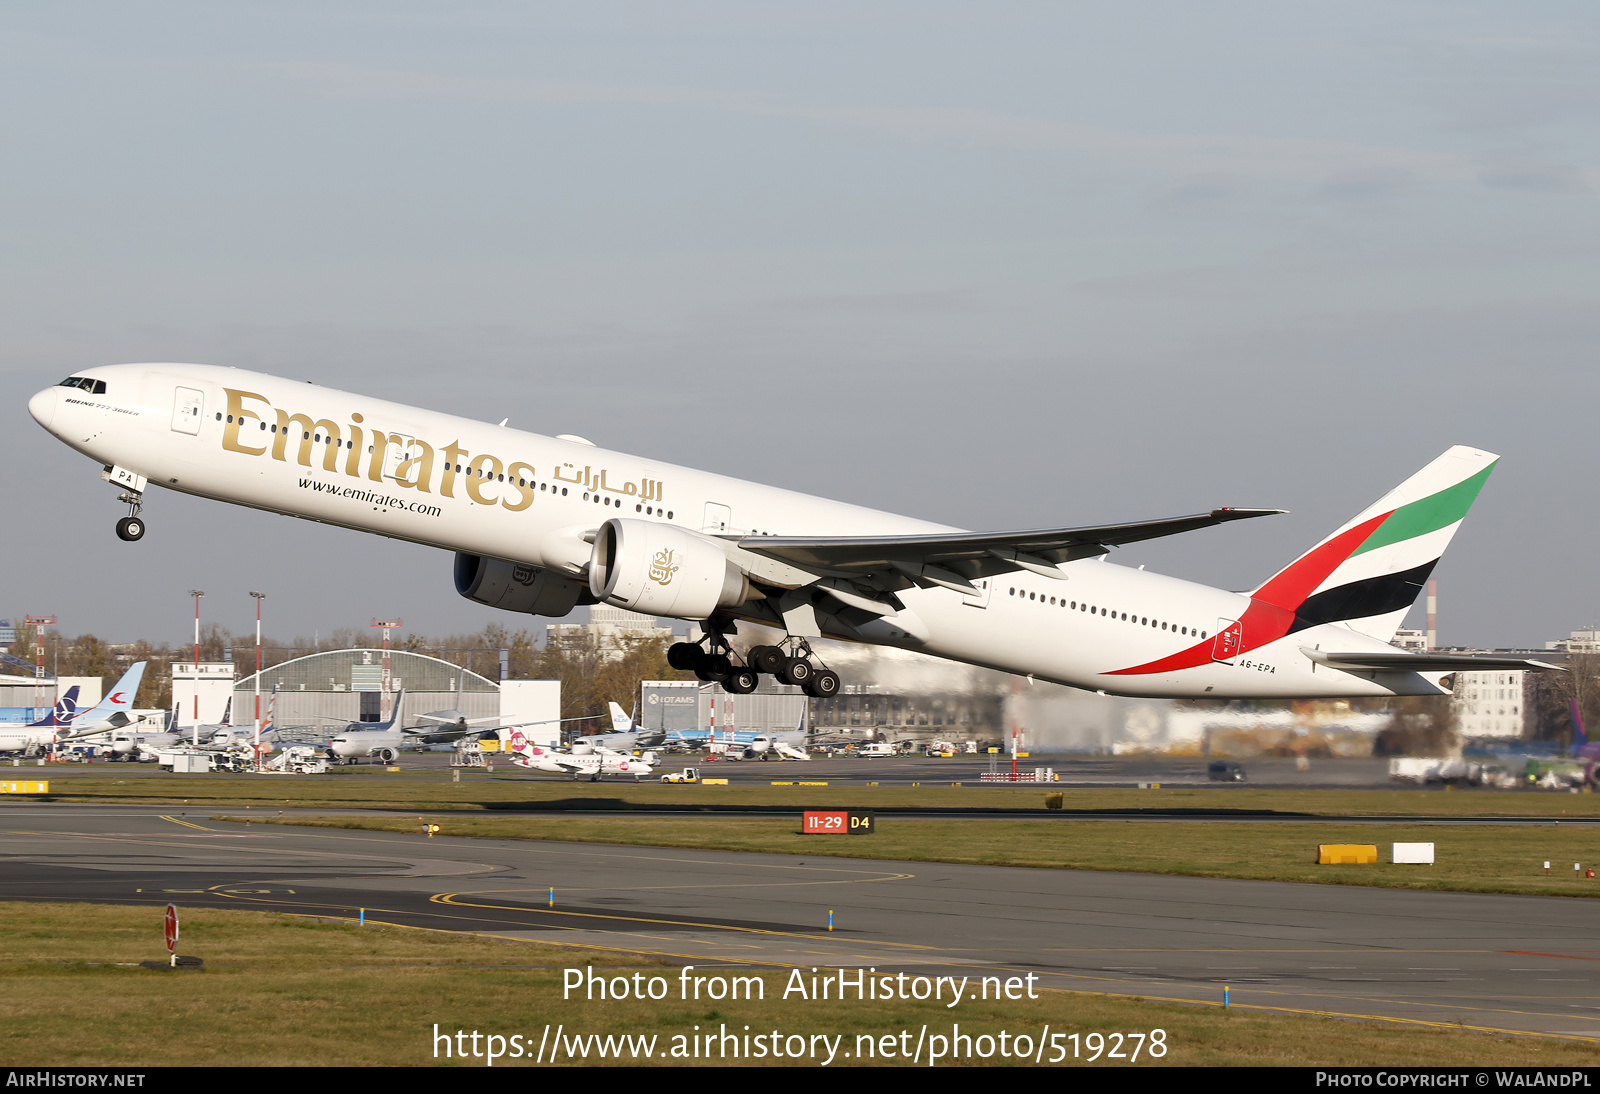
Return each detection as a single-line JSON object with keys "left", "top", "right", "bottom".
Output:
{"left": 802, "top": 810, "right": 874, "bottom": 835}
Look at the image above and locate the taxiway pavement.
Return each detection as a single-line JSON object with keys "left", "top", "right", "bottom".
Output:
{"left": 3, "top": 802, "right": 1596, "bottom": 1042}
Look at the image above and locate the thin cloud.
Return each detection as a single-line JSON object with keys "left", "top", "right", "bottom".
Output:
{"left": 260, "top": 61, "right": 1594, "bottom": 191}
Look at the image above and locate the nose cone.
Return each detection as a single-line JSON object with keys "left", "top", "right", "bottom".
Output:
{"left": 28, "top": 387, "right": 57, "bottom": 431}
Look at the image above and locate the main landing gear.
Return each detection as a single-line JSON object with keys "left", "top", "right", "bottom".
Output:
{"left": 114, "top": 490, "right": 145, "bottom": 542}
{"left": 667, "top": 636, "right": 841, "bottom": 698}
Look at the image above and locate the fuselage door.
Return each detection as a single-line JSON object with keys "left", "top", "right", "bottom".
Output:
{"left": 171, "top": 387, "right": 204, "bottom": 435}
{"left": 703, "top": 503, "right": 732, "bottom": 535}
{"left": 382, "top": 435, "right": 417, "bottom": 480}
{"left": 1212, "top": 619, "right": 1243, "bottom": 663}
{"left": 962, "top": 577, "right": 992, "bottom": 609}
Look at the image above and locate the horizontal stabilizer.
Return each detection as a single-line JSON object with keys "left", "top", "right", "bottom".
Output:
{"left": 1302, "top": 649, "right": 1562, "bottom": 674}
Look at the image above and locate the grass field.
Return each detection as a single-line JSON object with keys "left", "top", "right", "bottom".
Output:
{"left": 232, "top": 812, "right": 1600, "bottom": 899}
{"left": 38, "top": 769, "right": 1600, "bottom": 818}
{"left": 3, "top": 902, "right": 1596, "bottom": 1067}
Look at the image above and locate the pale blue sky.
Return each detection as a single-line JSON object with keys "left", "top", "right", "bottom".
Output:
{"left": 4, "top": 3, "right": 1598, "bottom": 647}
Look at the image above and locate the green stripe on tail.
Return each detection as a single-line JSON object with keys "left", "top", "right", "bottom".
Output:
{"left": 1350, "top": 462, "right": 1496, "bottom": 558}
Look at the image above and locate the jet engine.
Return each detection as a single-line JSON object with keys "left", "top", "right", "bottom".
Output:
{"left": 588, "top": 518, "right": 754, "bottom": 619}
{"left": 454, "top": 553, "right": 588, "bottom": 617}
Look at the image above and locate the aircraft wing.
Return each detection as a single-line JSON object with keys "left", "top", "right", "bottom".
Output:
{"left": 408, "top": 713, "right": 598, "bottom": 741}
{"left": 1301, "top": 650, "right": 1563, "bottom": 673}
{"left": 741, "top": 509, "right": 1283, "bottom": 594}
{"left": 414, "top": 710, "right": 506, "bottom": 728}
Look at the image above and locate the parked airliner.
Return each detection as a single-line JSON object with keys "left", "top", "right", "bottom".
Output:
{"left": 28, "top": 365, "right": 1551, "bottom": 699}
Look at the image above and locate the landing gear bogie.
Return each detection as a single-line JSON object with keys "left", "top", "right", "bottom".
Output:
{"left": 747, "top": 645, "right": 787, "bottom": 675}
{"left": 777, "top": 657, "right": 813, "bottom": 686}
{"left": 803, "top": 669, "right": 841, "bottom": 698}
{"left": 720, "top": 668, "right": 758, "bottom": 694}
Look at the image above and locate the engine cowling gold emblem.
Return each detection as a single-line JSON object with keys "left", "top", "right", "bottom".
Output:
{"left": 649, "top": 548, "right": 679, "bottom": 586}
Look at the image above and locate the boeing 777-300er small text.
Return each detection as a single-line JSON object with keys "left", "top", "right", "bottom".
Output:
{"left": 28, "top": 365, "right": 1556, "bottom": 699}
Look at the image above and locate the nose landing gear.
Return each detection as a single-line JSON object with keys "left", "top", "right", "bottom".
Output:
{"left": 114, "top": 490, "right": 145, "bottom": 542}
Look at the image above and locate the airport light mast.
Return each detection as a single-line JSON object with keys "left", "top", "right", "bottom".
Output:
{"left": 188, "top": 590, "right": 204, "bottom": 747}
{"left": 24, "top": 615, "right": 56, "bottom": 747}
{"left": 249, "top": 592, "right": 266, "bottom": 759}
{"left": 371, "top": 618, "right": 403, "bottom": 722}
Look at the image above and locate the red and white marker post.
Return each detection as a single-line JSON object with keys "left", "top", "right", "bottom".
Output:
{"left": 164, "top": 903, "right": 179, "bottom": 967}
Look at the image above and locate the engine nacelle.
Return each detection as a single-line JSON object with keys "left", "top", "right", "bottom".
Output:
{"left": 454, "top": 553, "right": 587, "bottom": 617}
{"left": 588, "top": 518, "right": 753, "bottom": 620}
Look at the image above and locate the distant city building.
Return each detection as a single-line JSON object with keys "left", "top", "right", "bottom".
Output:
{"left": 637, "top": 678, "right": 1005, "bottom": 741}
{"left": 1453, "top": 670, "right": 1527, "bottom": 739}
{"left": 1392, "top": 628, "right": 1428, "bottom": 652}
{"left": 1546, "top": 629, "right": 1600, "bottom": 653}
{"left": 546, "top": 607, "right": 678, "bottom": 662}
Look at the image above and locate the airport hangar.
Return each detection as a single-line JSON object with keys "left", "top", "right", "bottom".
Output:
{"left": 221, "top": 649, "right": 559, "bottom": 746}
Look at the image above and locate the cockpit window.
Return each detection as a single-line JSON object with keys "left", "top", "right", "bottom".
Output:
{"left": 57, "top": 377, "right": 106, "bottom": 394}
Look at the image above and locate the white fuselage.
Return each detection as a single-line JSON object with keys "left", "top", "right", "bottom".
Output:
{"left": 29, "top": 363, "right": 1428, "bottom": 699}
{"left": 0, "top": 727, "right": 62, "bottom": 754}
{"left": 328, "top": 729, "right": 405, "bottom": 761}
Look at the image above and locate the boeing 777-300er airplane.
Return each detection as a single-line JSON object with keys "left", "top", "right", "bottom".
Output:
{"left": 28, "top": 365, "right": 1553, "bottom": 699}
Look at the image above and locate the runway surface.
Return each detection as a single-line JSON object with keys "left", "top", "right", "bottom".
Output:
{"left": 4, "top": 802, "right": 1598, "bottom": 1042}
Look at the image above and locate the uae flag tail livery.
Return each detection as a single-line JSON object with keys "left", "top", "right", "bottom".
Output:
{"left": 1107, "top": 446, "right": 1549, "bottom": 682}
{"left": 1251, "top": 444, "right": 1495, "bottom": 642}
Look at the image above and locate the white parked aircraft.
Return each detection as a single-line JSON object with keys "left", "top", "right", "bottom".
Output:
{"left": 8, "top": 664, "right": 147, "bottom": 756}
{"left": 0, "top": 687, "right": 81, "bottom": 756}
{"left": 103, "top": 689, "right": 279, "bottom": 761}
{"left": 324, "top": 690, "right": 411, "bottom": 764}
{"left": 28, "top": 365, "right": 1554, "bottom": 699}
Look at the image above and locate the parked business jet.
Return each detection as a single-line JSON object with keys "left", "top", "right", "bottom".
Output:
{"left": 28, "top": 365, "right": 1553, "bottom": 700}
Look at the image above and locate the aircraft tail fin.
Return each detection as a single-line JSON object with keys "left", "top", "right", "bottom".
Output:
{"left": 608, "top": 701, "right": 632, "bottom": 734}
{"left": 31, "top": 686, "right": 79, "bottom": 728}
{"left": 1250, "top": 447, "right": 1497, "bottom": 643}
{"left": 67, "top": 662, "right": 146, "bottom": 734}
{"left": 384, "top": 689, "right": 406, "bottom": 729}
